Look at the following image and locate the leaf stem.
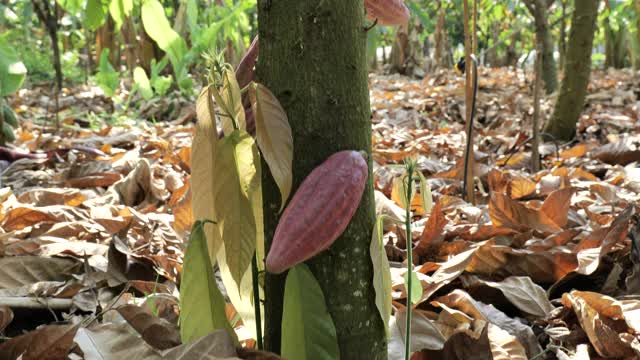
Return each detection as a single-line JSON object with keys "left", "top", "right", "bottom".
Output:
{"left": 251, "top": 253, "right": 263, "bottom": 350}
{"left": 404, "top": 166, "right": 414, "bottom": 360}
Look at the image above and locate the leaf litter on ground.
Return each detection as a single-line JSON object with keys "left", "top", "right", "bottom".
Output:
{"left": 0, "top": 67, "right": 637, "bottom": 359}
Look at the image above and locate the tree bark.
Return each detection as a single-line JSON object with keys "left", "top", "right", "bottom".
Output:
{"left": 558, "top": 0, "right": 568, "bottom": 72}
{"left": 543, "top": 0, "right": 599, "bottom": 141}
{"left": 525, "top": 0, "right": 557, "bottom": 94}
{"left": 257, "top": 1, "right": 386, "bottom": 358}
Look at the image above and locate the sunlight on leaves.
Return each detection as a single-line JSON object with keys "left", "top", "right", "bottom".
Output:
{"left": 281, "top": 264, "right": 340, "bottom": 360}
{"left": 251, "top": 83, "right": 293, "bottom": 211}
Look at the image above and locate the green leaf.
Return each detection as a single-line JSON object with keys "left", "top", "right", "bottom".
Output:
{"left": 213, "top": 130, "right": 260, "bottom": 288}
{"left": 95, "top": 49, "right": 119, "bottom": 97}
{"left": 0, "top": 41, "right": 27, "bottom": 97}
{"left": 392, "top": 174, "right": 414, "bottom": 210}
{"left": 281, "top": 264, "right": 340, "bottom": 360}
{"left": 191, "top": 86, "right": 222, "bottom": 259}
{"left": 133, "top": 67, "right": 153, "bottom": 100}
{"left": 370, "top": 215, "right": 393, "bottom": 338}
{"left": 180, "top": 221, "right": 237, "bottom": 344}
{"left": 108, "top": 0, "right": 132, "bottom": 31}
{"left": 417, "top": 172, "right": 433, "bottom": 214}
{"left": 85, "top": 0, "right": 108, "bottom": 30}
{"left": 403, "top": 270, "right": 422, "bottom": 306}
{"left": 215, "top": 241, "right": 262, "bottom": 341}
{"left": 57, "top": 0, "right": 83, "bottom": 13}
{"left": 186, "top": 0, "right": 199, "bottom": 33}
{"left": 250, "top": 83, "right": 293, "bottom": 211}
{"left": 214, "top": 68, "right": 245, "bottom": 136}
{"left": 141, "top": 0, "right": 190, "bottom": 90}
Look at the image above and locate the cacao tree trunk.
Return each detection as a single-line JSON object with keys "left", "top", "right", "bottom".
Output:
{"left": 525, "top": 0, "right": 557, "bottom": 94}
{"left": 257, "top": 1, "right": 386, "bottom": 358}
{"left": 543, "top": 0, "right": 599, "bottom": 141}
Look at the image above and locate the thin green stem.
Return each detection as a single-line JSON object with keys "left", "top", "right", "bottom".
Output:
{"left": 404, "top": 168, "right": 414, "bottom": 360}
{"left": 251, "top": 254, "right": 263, "bottom": 350}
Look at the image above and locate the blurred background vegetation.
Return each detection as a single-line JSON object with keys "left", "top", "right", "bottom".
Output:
{"left": 0, "top": 0, "right": 638, "bottom": 107}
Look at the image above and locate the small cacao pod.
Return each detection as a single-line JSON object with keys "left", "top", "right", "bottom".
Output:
{"left": 364, "top": 0, "right": 410, "bottom": 26}
{"left": 266, "top": 150, "right": 368, "bottom": 274}
{"left": 2, "top": 104, "right": 18, "bottom": 128}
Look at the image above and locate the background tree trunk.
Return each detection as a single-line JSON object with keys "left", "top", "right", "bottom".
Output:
{"left": 434, "top": 3, "right": 450, "bottom": 69}
{"left": 636, "top": 0, "right": 640, "bottom": 70}
{"left": 543, "top": 0, "right": 599, "bottom": 141}
{"left": 558, "top": 0, "right": 568, "bottom": 72}
{"left": 257, "top": 1, "right": 386, "bottom": 358}
{"left": 95, "top": 16, "right": 116, "bottom": 66}
{"left": 32, "top": 0, "right": 62, "bottom": 90}
{"left": 526, "top": 0, "right": 557, "bottom": 94}
{"left": 390, "top": 23, "right": 409, "bottom": 73}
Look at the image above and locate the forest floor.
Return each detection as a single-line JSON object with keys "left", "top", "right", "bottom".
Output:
{"left": 0, "top": 67, "right": 639, "bottom": 359}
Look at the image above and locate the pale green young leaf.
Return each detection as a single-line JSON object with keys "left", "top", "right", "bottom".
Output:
{"left": 180, "top": 221, "right": 237, "bottom": 344}
{"left": 0, "top": 41, "right": 27, "bottom": 96}
{"left": 84, "top": 0, "right": 108, "bottom": 30}
{"left": 392, "top": 174, "right": 414, "bottom": 210}
{"left": 250, "top": 83, "right": 293, "bottom": 211}
{"left": 417, "top": 172, "right": 433, "bottom": 214}
{"left": 191, "top": 87, "right": 222, "bottom": 258}
{"left": 215, "top": 243, "right": 262, "bottom": 341}
{"left": 370, "top": 215, "right": 393, "bottom": 338}
{"left": 108, "top": 0, "right": 133, "bottom": 31}
{"left": 141, "top": 0, "right": 188, "bottom": 70}
{"left": 133, "top": 67, "right": 153, "bottom": 100}
{"left": 217, "top": 68, "right": 245, "bottom": 136}
{"left": 281, "top": 264, "right": 340, "bottom": 360}
{"left": 404, "top": 270, "right": 422, "bottom": 306}
{"left": 213, "top": 130, "right": 259, "bottom": 287}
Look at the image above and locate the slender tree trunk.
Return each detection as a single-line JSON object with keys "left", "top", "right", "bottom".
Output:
{"left": 32, "top": 0, "right": 62, "bottom": 90}
{"left": 636, "top": 0, "right": 640, "bottom": 70}
{"left": 526, "top": 0, "right": 557, "bottom": 94}
{"left": 49, "top": 26, "right": 62, "bottom": 91}
{"left": 257, "top": 1, "right": 386, "bottom": 358}
{"left": 543, "top": 0, "right": 598, "bottom": 141}
{"left": 532, "top": 38, "right": 542, "bottom": 173}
